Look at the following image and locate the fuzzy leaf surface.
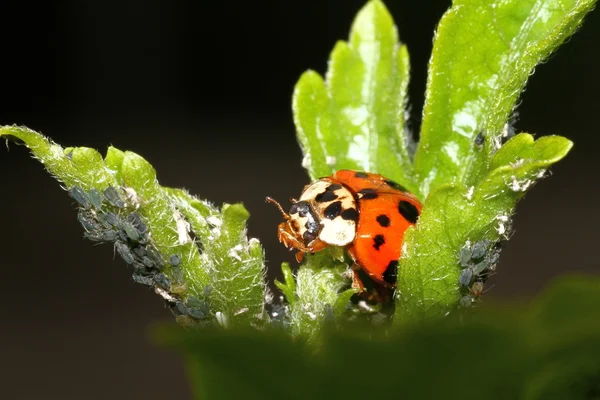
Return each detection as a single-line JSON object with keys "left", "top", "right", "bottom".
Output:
{"left": 396, "top": 134, "right": 573, "bottom": 321}
{"left": 414, "top": 0, "right": 595, "bottom": 197}
{"left": 0, "top": 125, "right": 267, "bottom": 327}
{"left": 293, "top": 0, "right": 415, "bottom": 192}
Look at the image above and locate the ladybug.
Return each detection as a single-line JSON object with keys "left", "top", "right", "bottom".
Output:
{"left": 267, "top": 170, "right": 422, "bottom": 293}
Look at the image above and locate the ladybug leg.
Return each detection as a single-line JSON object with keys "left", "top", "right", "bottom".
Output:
{"left": 351, "top": 267, "right": 365, "bottom": 292}
{"left": 295, "top": 239, "right": 329, "bottom": 263}
{"left": 306, "top": 238, "right": 328, "bottom": 253}
{"left": 277, "top": 228, "right": 311, "bottom": 252}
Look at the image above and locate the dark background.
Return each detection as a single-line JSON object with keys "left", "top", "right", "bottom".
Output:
{"left": 0, "top": 1, "right": 598, "bottom": 399}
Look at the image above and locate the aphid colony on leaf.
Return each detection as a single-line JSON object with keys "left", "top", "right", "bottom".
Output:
{"left": 69, "top": 184, "right": 211, "bottom": 326}
{"left": 458, "top": 239, "right": 501, "bottom": 307}
{"left": 267, "top": 170, "right": 422, "bottom": 299}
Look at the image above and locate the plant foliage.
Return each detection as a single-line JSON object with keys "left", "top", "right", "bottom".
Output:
{"left": 0, "top": 0, "right": 597, "bottom": 397}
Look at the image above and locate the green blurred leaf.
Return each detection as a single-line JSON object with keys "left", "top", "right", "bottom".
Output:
{"left": 154, "top": 277, "right": 600, "bottom": 400}
{"left": 155, "top": 277, "right": 600, "bottom": 400}
{"left": 523, "top": 277, "right": 600, "bottom": 400}
{"left": 293, "top": 0, "right": 416, "bottom": 193}
{"left": 414, "top": 0, "right": 595, "bottom": 197}
{"left": 527, "top": 276, "right": 600, "bottom": 347}
{"left": 397, "top": 134, "right": 572, "bottom": 321}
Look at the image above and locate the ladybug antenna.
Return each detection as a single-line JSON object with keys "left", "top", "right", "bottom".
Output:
{"left": 265, "top": 196, "right": 289, "bottom": 219}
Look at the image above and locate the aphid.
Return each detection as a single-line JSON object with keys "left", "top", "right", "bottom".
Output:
{"left": 103, "top": 211, "right": 121, "bottom": 228}
{"left": 169, "top": 254, "right": 181, "bottom": 267}
{"left": 471, "top": 281, "right": 485, "bottom": 297}
{"left": 172, "top": 266, "right": 184, "bottom": 285}
{"left": 141, "top": 256, "right": 155, "bottom": 269}
{"left": 84, "top": 230, "right": 119, "bottom": 242}
{"left": 88, "top": 188, "right": 103, "bottom": 209}
{"left": 459, "top": 245, "right": 472, "bottom": 267}
{"left": 460, "top": 295, "right": 474, "bottom": 308}
{"left": 202, "top": 285, "right": 213, "bottom": 297}
{"left": 132, "top": 274, "right": 154, "bottom": 286}
{"left": 472, "top": 259, "right": 488, "bottom": 275}
{"left": 103, "top": 186, "right": 125, "bottom": 208}
{"left": 471, "top": 239, "right": 491, "bottom": 260}
{"left": 146, "top": 246, "right": 164, "bottom": 269}
{"left": 459, "top": 268, "right": 474, "bottom": 287}
{"left": 132, "top": 246, "right": 147, "bottom": 259}
{"left": 186, "top": 297, "right": 210, "bottom": 319}
{"left": 115, "top": 241, "right": 134, "bottom": 264}
{"left": 127, "top": 212, "right": 147, "bottom": 235}
{"left": 474, "top": 132, "right": 485, "bottom": 148}
{"left": 154, "top": 273, "right": 171, "bottom": 290}
{"left": 77, "top": 212, "right": 101, "bottom": 232}
{"left": 121, "top": 220, "right": 141, "bottom": 242}
{"left": 70, "top": 186, "right": 90, "bottom": 208}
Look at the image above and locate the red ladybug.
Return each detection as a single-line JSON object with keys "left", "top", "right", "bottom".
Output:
{"left": 267, "top": 170, "right": 422, "bottom": 294}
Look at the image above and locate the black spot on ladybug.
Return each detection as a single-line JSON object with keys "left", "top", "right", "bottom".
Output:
{"left": 373, "top": 234, "right": 385, "bottom": 250}
{"left": 315, "top": 190, "right": 338, "bottom": 203}
{"left": 358, "top": 188, "right": 378, "bottom": 200}
{"left": 376, "top": 214, "right": 391, "bottom": 227}
{"left": 384, "top": 179, "right": 408, "bottom": 192}
{"left": 326, "top": 184, "right": 342, "bottom": 191}
{"left": 383, "top": 260, "right": 398, "bottom": 285}
{"left": 355, "top": 172, "right": 369, "bottom": 178}
{"left": 341, "top": 208, "right": 359, "bottom": 221}
{"left": 324, "top": 201, "right": 342, "bottom": 219}
{"left": 398, "top": 201, "right": 419, "bottom": 224}
{"left": 289, "top": 203, "right": 299, "bottom": 215}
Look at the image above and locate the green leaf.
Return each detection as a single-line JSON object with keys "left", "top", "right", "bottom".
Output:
{"left": 0, "top": 125, "right": 267, "bottom": 328}
{"left": 396, "top": 134, "right": 572, "bottom": 321}
{"left": 1, "top": 125, "right": 118, "bottom": 190}
{"left": 208, "top": 203, "right": 267, "bottom": 327}
{"left": 275, "top": 262, "right": 297, "bottom": 305}
{"left": 293, "top": 0, "right": 416, "bottom": 193}
{"left": 289, "top": 250, "right": 349, "bottom": 340}
{"left": 165, "top": 189, "right": 267, "bottom": 327}
{"left": 154, "top": 277, "right": 600, "bottom": 400}
{"left": 119, "top": 151, "right": 211, "bottom": 294}
{"left": 104, "top": 146, "right": 125, "bottom": 182}
{"left": 414, "top": 0, "right": 596, "bottom": 197}
{"left": 480, "top": 134, "right": 573, "bottom": 201}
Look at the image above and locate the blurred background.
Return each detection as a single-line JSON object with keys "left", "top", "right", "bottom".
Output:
{"left": 0, "top": 1, "right": 598, "bottom": 398}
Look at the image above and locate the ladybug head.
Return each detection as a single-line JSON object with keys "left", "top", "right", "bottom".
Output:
{"left": 266, "top": 196, "right": 322, "bottom": 254}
